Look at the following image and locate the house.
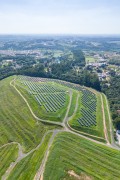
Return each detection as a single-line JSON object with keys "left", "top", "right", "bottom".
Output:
{"left": 116, "top": 130, "right": 120, "bottom": 145}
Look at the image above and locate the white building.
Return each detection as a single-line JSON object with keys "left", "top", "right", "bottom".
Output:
{"left": 116, "top": 130, "right": 120, "bottom": 145}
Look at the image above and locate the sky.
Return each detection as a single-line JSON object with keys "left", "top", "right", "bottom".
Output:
{"left": 0, "top": 0, "right": 120, "bottom": 34}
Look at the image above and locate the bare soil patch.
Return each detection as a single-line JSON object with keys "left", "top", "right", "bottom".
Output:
{"left": 68, "top": 170, "right": 92, "bottom": 180}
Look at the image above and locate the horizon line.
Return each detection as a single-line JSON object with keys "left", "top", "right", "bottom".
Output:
{"left": 0, "top": 33, "right": 120, "bottom": 37}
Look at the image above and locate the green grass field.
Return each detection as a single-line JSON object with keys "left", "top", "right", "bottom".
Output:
{"left": 15, "top": 76, "right": 106, "bottom": 138}
{"left": 0, "top": 75, "right": 115, "bottom": 179}
{"left": 8, "top": 133, "right": 52, "bottom": 180}
{"left": 69, "top": 91, "right": 105, "bottom": 138}
{"left": 102, "top": 94, "right": 113, "bottom": 143}
{"left": 15, "top": 78, "right": 70, "bottom": 122}
{"left": 43, "top": 132, "right": 120, "bottom": 180}
{"left": 86, "top": 56, "right": 96, "bottom": 63}
{"left": 0, "top": 77, "right": 58, "bottom": 152}
{"left": 68, "top": 91, "right": 78, "bottom": 117}
{"left": 0, "top": 144, "right": 18, "bottom": 178}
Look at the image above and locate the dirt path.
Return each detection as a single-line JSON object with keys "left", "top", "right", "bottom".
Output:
{"left": 66, "top": 93, "right": 106, "bottom": 140}
{"left": 103, "top": 94, "right": 119, "bottom": 149}
{"left": 67, "top": 93, "right": 80, "bottom": 122}
{"left": 6, "top": 78, "right": 120, "bottom": 180}
{"left": 2, "top": 142, "right": 25, "bottom": 180}
{"left": 100, "top": 95, "right": 109, "bottom": 144}
{"left": 104, "top": 94, "right": 114, "bottom": 143}
{"left": 34, "top": 130, "right": 60, "bottom": 180}
{"left": 100, "top": 94, "right": 110, "bottom": 145}
{"left": 2, "top": 130, "right": 57, "bottom": 180}
{"left": 0, "top": 142, "right": 18, "bottom": 149}
{"left": 63, "top": 90, "right": 73, "bottom": 125}
{"left": 10, "top": 79, "right": 63, "bottom": 127}
{"left": 10, "top": 78, "right": 119, "bottom": 148}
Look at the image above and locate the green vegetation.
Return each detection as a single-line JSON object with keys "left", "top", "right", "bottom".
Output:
{"left": 86, "top": 56, "right": 96, "bottom": 63}
{"left": 109, "top": 59, "right": 120, "bottom": 66}
{"left": 102, "top": 75, "right": 120, "bottom": 129}
{"left": 68, "top": 91, "right": 78, "bottom": 117}
{"left": 102, "top": 94, "right": 112, "bottom": 143}
{"left": 44, "top": 132, "right": 120, "bottom": 180}
{"left": 8, "top": 133, "right": 52, "bottom": 180}
{"left": 69, "top": 91, "right": 104, "bottom": 138}
{"left": 0, "top": 77, "right": 58, "bottom": 152}
{"left": 0, "top": 36, "right": 120, "bottom": 179}
{"left": 71, "top": 48, "right": 85, "bottom": 66}
{"left": 0, "top": 75, "right": 115, "bottom": 179}
{"left": 0, "top": 144, "right": 18, "bottom": 178}
{"left": 15, "top": 77, "right": 70, "bottom": 122}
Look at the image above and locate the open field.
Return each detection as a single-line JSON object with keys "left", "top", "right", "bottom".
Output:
{"left": 8, "top": 133, "right": 52, "bottom": 180}
{"left": 0, "top": 75, "right": 116, "bottom": 179}
{"left": 68, "top": 91, "right": 78, "bottom": 117}
{"left": 16, "top": 76, "right": 107, "bottom": 139}
{"left": 16, "top": 76, "right": 70, "bottom": 122}
{"left": 69, "top": 90, "right": 105, "bottom": 138}
{"left": 102, "top": 94, "right": 113, "bottom": 142}
{"left": 43, "top": 132, "right": 120, "bottom": 180}
{"left": 0, "top": 144, "right": 18, "bottom": 178}
{"left": 0, "top": 77, "right": 58, "bottom": 152}
{"left": 86, "top": 56, "right": 96, "bottom": 63}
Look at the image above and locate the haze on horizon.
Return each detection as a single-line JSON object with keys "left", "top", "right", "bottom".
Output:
{"left": 0, "top": 0, "right": 120, "bottom": 35}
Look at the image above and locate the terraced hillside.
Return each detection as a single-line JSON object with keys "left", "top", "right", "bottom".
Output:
{"left": 0, "top": 76, "right": 59, "bottom": 179}
{"left": 0, "top": 75, "right": 118, "bottom": 180}
{"left": 15, "top": 75, "right": 107, "bottom": 140}
{"left": 44, "top": 132, "right": 120, "bottom": 180}
{"left": 15, "top": 75, "right": 69, "bottom": 122}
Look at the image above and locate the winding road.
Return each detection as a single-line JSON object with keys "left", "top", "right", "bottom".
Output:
{"left": 1, "top": 78, "right": 120, "bottom": 180}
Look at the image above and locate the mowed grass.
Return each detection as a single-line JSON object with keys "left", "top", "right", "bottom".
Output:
{"left": 43, "top": 132, "right": 120, "bottom": 180}
{"left": 102, "top": 94, "right": 112, "bottom": 143}
{"left": 8, "top": 133, "right": 52, "bottom": 180}
{"left": 86, "top": 56, "right": 96, "bottom": 63}
{"left": 0, "top": 77, "right": 58, "bottom": 152}
{"left": 68, "top": 91, "right": 78, "bottom": 117}
{"left": 69, "top": 91, "right": 105, "bottom": 138}
{"left": 0, "top": 144, "right": 18, "bottom": 178}
{"left": 15, "top": 81, "right": 70, "bottom": 122}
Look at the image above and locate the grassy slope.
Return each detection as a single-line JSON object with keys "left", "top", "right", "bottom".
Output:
{"left": 68, "top": 91, "right": 78, "bottom": 117}
{"left": 0, "top": 144, "right": 18, "bottom": 178}
{"left": 44, "top": 132, "right": 120, "bottom": 180}
{"left": 0, "top": 77, "right": 58, "bottom": 152}
{"left": 8, "top": 133, "right": 52, "bottom": 180}
{"left": 102, "top": 94, "right": 113, "bottom": 143}
{"left": 69, "top": 91, "right": 104, "bottom": 138}
{"left": 15, "top": 80, "right": 70, "bottom": 122}
{"left": 0, "top": 76, "right": 115, "bottom": 179}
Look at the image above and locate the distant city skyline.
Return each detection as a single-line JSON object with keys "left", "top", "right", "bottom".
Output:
{"left": 0, "top": 0, "right": 120, "bottom": 34}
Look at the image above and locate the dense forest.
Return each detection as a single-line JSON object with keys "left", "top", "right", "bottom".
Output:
{"left": 0, "top": 48, "right": 101, "bottom": 91}
{"left": 18, "top": 49, "right": 101, "bottom": 91}
{"left": 102, "top": 76, "right": 120, "bottom": 129}
{"left": 109, "top": 59, "right": 120, "bottom": 66}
